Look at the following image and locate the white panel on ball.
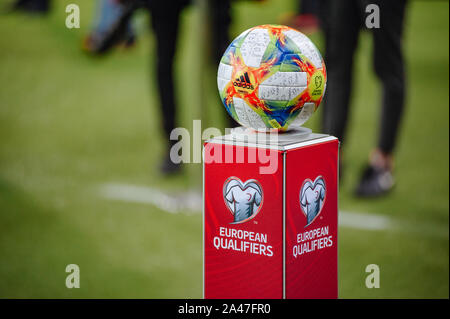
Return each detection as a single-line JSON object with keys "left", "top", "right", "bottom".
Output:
{"left": 260, "top": 71, "right": 307, "bottom": 87}
{"left": 258, "top": 85, "right": 306, "bottom": 101}
{"left": 283, "top": 30, "right": 322, "bottom": 69}
{"left": 291, "top": 102, "right": 316, "bottom": 127}
{"left": 233, "top": 29, "right": 251, "bottom": 47}
{"left": 217, "top": 78, "right": 228, "bottom": 93}
{"left": 233, "top": 97, "right": 251, "bottom": 127}
{"left": 217, "top": 63, "right": 233, "bottom": 92}
{"left": 218, "top": 62, "right": 233, "bottom": 79}
{"left": 233, "top": 97, "right": 266, "bottom": 129}
{"left": 239, "top": 29, "right": 270, "bottom": 68}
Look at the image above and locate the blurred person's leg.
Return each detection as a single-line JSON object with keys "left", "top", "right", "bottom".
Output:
{"left": 355, "top": 0, "right": 408, "bottom": 197}
{"left": 94, "top": 0, "right": 135, "bottom": 42}
{"left": 210, "top": 0, "right": 231, "bottom": 65}
{"left": 282, "top": 0, "right": 320, "bottom": 34}
{"left": 83, "top": 0, "right": 138, "bottom": 54}
{"left": 12, "top": 0, "right": 49, "bottom": 13}
{"left": 373, "top": 0, "right": 407, "bottom": 157}
{"left": 209, "top": 0, "right": 235, "bottom": 128}
{"left": 296, "top": 0, "right": 320, "bottom": 33}
{"left": 321, "top": 1, "right": 360, "bottom": 149}
{"left": 149, "top": 1, "right": 188, "bottom": 173}
{"left": 317, "top": 0, "right": 331, "bottom": 80}
{"left": 300, "top": 0, "right": 320, "bottom": 15}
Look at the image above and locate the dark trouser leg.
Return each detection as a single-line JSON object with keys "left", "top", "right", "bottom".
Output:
{"left": 210, "top": 0, "right": 231, "bottom": 64}
{"left": 14, "top": 0, "right": 50, "bottom": 12}
{"left": 150, "top": 4, "right": 184, "bottom": 140}
{"left": 371, "top": 0, "right": 407, "bottom": 154}
{"left": 321, "top": 1, "right": 360, "bottom": 147}
{"left": 209, "top": 0, "right": 235, "bottom": 128}
{"left": 299, "top": 0, "right": 320, "bottom": 15}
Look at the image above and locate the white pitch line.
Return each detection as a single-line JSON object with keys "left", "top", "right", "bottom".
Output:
{"left": 98, "top": 183, "right": 391, "bottom": 229}
{"left": 99, "top": 183, "right": 202, "bottom": 214}
{"left": 98, "top": 183, "right": 448, "bottom": 238}
{"left": 339, "top": 210, "right": 392, "bottom": 231}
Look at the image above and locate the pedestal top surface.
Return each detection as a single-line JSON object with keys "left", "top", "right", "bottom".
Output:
{"left": 207, "top": 126, "right": 337, "bottom": 151}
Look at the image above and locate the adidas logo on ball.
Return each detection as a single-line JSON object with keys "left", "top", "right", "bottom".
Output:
{"left": 233, "top": 72, "right": 254, "bottom": 91}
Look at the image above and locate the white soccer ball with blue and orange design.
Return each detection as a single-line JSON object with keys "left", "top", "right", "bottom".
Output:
{"left": 217, "top": 24, "right": 327, "bottom": 131}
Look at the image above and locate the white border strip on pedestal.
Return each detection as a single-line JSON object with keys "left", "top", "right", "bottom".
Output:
{"left": 336, "top": 141, "right": 340, "bottom": 298}
{"left": 282, "top": 135, "right": 338, "bottom": 150}
{"left": 202, "top": 146, "right": 205, "bottom": 299}
{"left": 282, "top": 151, "right": 286, "bottom": 299}
{"left": 208, "top": 135, "right": 337, "bottom": 151}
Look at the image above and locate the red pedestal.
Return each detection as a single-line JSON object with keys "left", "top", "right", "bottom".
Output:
{"left": 203, "top": 130, "right": 339, "bottom": 299}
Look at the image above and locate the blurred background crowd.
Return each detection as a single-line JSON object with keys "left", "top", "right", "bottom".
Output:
{"left": 10, "top": 0, "right": 409, "bottom": 197}
{"left": 0, "top": 0, "right": 448, "bottom": 298}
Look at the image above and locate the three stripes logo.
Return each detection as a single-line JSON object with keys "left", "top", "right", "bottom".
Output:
{"left": 233, "top": 71, "right": 255, "bottom": 93}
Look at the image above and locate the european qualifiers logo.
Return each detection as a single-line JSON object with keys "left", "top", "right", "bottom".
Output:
{"left": 299, "top": 176, "right": 326, "bottom": 227}
{"left": 223, "top": 177, "right": 263, "bottom": 224}
{"left": 293, "top": 176, "right": 333, "bottom": 258}
{"left": 309, "top": 71, "right": 325, "bottom": 101}
{"left": 213, "top": 177, "right": 273, "bottom": 257}
{"left": 315, "top": 75, "right": 322, "bottom": 89}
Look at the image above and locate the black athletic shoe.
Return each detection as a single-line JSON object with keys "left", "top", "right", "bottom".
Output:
{"left": 354, "top": 165, "right": 394, "bottom": 198}
{"left": 159, "top": 151, "right": 182, "bottom": 175}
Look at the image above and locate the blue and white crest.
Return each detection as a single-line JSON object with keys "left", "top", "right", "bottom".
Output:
{"left": 299, "top": 176, "right": 326, "bottom": 227}
{"left": 223, "top": 177, "right": 263, "bottom": 224}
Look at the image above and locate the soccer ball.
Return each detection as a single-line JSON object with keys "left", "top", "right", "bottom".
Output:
{"left": 217, "top": 24, "right": 326, "bottom": 131}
